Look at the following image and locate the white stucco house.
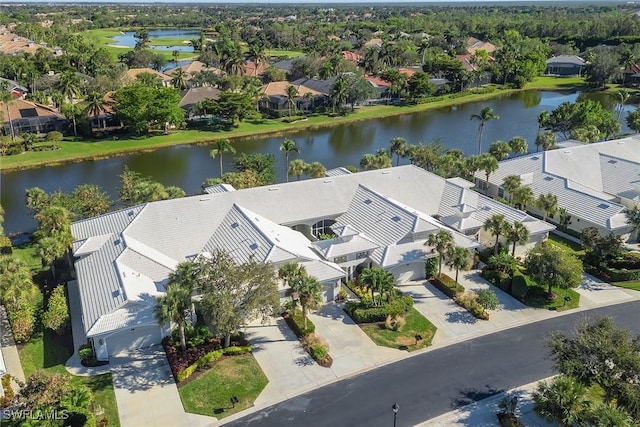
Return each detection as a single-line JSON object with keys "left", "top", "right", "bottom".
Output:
{"left": 475, "top": 136, "right": 640, "bottom": 238}
{"left": 71, "top": 165, "right": 552, "bottom": 360}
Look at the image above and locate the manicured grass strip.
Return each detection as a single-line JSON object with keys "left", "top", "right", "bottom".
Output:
{"left": 359, "top": 308, "right": 436, "bottom": 352}
{"left": 178, "top": 354, "right": 268, "bottom": 419}
{"left": 547, "top": 234, "right": 585, "bottom": 256}
{"left": 265, "top": 49, "right": 304, "bottom": 58}
{"left": 524, "top": 286, "right": 580, "bottom": 311}
{"left": 18, "top": 328, "right": 120, "bottom": 426}
{"left": 524, "top": 76, "right": 586, "bottom": 90}
{"left": 613, "top": 281, "right": 640, "bottom": 291}
{"left": 11, "top": 243, "right": 48, "bottom": 275}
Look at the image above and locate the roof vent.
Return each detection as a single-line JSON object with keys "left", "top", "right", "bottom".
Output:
{"left": 608, "top": 159, "right": 618, "bottom": 164}
{"left": 563, "top": 150, "right": 572, "bottom": 154}
{"left": 231, "top": 222, "right": 239, "bottom": 228}
{"left": 391, "top": 215, "right": 401, "bottom": 222}
{"left": 617, "top": 140, "right": 625, "bottom": 144}
{"left": 199, "top": 197, "right": 211, "bottom": 201}
{"left": 531, "top": 156, "right": 539, "bottom": 160}
{"left": 250, "top": 243, "right": 259, "bottom": 250}
{"left": 268, "top": 187, "right": 279, "bottom": 191}
{"left": 597, "top": 203, "right": 609, "bottom": 209}
{"left": 114, "top": 239, "right": 121, "bottom": 245}
{"left": 324, "top": 179, "right": 333, "bottom": 183}
{"left": 381, "top": 170, "right": 391, "bottom": 174}
{"left": 127, "top": 211, "right": 134, "bottom": 216}
{"left": 544, "top": 176, "right": 554, "bottom": 181}
{"left": 364, "top": 199, "right": 372, "bottom": 205}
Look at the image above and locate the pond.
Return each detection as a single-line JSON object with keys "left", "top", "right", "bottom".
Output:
{"left": 1, "top": 90, "right": 634, "bottom": 235}
{"left": 109, "top": 28, "right": 200, "bottom": 53}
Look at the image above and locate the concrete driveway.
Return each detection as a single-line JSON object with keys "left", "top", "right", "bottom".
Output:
{"left": 110, "top": 347, "right": 214, "bottom": 427}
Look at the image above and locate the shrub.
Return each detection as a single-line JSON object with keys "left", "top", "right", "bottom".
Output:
{"left": 9, "top": 303, "right": 36, "bottom": 343}
{"left": 45, "top": 131, "right": 63, "bottom": 142}
{"left": 425, "top": 258, "right": 438, "bottom": 278}
{"left": 0, "top": 374, "right": 14, "bottom": 408}
{"left": 384, "top": 314, "right": 406, "bottom": 331}
{"left": 429, "top": 273, "right": 464, "bottom": 298}
{"left": 454, "top": 294, "right": 489, "bottom": 320}
{"left": 78, "top": 343, "right": 98, "bottom": 367}
{"left": 511, "top": 274, "right": 529, "bottom": 300}
{"left": 301, "top": 334, "right": 332, "bottom": 367}
{"left": 223, "top": 345, "right": 252, "bottom": 356}
{"left": 284, "top": 309, "right": 315, "bottom": 337}
{"left": 476, "top": 289, "right": 500, "bottom": 310}
{"left": 4, "top": 144, "right": 23, "bottom": 156}
{"left": 344, "top": 296, "right": 414, "bottom": 323}
{"left": 43, "top": 285, "right": 70, "bottom": 334}
{"left": 65, "top": 407, "right": 97, "bottom": 427}
{"left": 176, "top": 349, "right": 224, "bottom": 382}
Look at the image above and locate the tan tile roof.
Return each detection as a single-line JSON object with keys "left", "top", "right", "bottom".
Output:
{"left": 165, "top": 61, "right": 223, "bottom": 78}
{"left": 121, "top": 68, "right": 172, "bottom": 85}
{"left": 0, "top": 98, "right": 64, "bottom": 120}
{"left": 466, "top": 37, "right": 496, "bottom": 55}
{"left": 0, "top": 30, "right": 58, "bottom": 55}
{"left": 259, "top": 81, "right": 323, "bottom": 97}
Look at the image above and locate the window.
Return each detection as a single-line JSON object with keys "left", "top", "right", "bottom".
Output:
{"left": 312, "top": 218, "right": 336, "bottom": 237}
{"left": 355, "top": 251, "right": 369, "bottom": 259}
{"left": 333, "top": 256, "right": 347, "bottom": 263}
{"left": 497, "top": 187, "right": 504, "bottom": 199}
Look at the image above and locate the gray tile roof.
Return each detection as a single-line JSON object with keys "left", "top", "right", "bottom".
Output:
{"left": 546, "top": 55, "right": 585, "bottom": 66}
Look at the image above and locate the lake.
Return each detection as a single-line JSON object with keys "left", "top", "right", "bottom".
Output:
{"left": 109, "top": 29, "right": 199, "bottom": 53}
{"left": 1, "top": 90, "right": 634, "bottom": 236}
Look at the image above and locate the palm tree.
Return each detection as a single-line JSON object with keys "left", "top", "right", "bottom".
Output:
{"left": 35, "top": 235, "right": 66, "bottom": 279}
{"left": 170, "top": 68, "right": 188, "bottom": 90}
{"left": 508, "top": 137, "right": 528, "bottom": 157}
{"left": 477, "top": 153, "right": 499, "bottom": 195}
{"left": 502, "top": 175, "right": 522, "bottom": 205}
{"left": 512, "top": 185, "right": 535, "bottom": 211}
{"left": 247, "top": 43, "right": 267, "bottom": 77}
{"left": 305, "top": 161, "right": 326, "bottom": 179}
{"left": 446, "top": 246, "right": 471, "bottom": 286}
{"left": 389, "top": 137, "right": 408, "bottom": 166}
{"left": 57, "top": 71, "right": 82, "bottom": 103}
{"left": 0, "top": 257, "right": 35, "bottom": 311}
{"left": 172, "top": 50, "right": 180, "bottom": 66}
{"left": 537, "top": 110, "right": 549, "bottom": 144}
{"left": 537, "top": 193, "right": 558, "bottom": 222}
{"left": 286, "top": 85, "right": 298, "bottom": 117}
{"left": 61, "top": 102, "right": 82, "bottom": 137}
{"left": 209, "top": 139, "right": 236, "bottom": 178}
{"left": 505, "top": 221, "right": 530, "bottom": 256}
{"left": 330, "top": 75, "right": 348, "bottom": 113}
{"left": 488, "top": 140, "right": 511, "bottom": 161}
{"left": 484, "top": 214, "right": 507, "bottom": 255}
{"left": 290, "top": 273, "right": 323, "bottom": 330}
{"left": 426, "top": 229, "right": 454, "bottom": 275}
{"left": 155, "top": 265, "right": 195, "bottom": 352}
{"left": 470, "top": 106, "right": 499, "bottom": 154}
{"left": 278, "top": 262, "right": 305, "bottom": 299}
{"left": 280, "top": 138, "right": 299, "bottom": 182}
{"left": 288, "top": 159, "right": 307, "bottom": 181}
{"left": 616, "top": 89, "right": 631, "bottom": 120}
{"left": 0, "top": 81, "right": 15, "bottom": 142}
{"left": 358, "top": 267, "right": 395, "bottom": 306}
{"left": 84, "top": 92, "right": 108, "bottom": 129}
{"left": 535, "top": 130, "right": 557, "bottom": 152}
{"left": 533, "top": 376, "right": 590, "bottom": 427}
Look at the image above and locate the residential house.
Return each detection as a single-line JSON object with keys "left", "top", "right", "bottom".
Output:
{"left": 0, "top": 28, "right": 61, "bottom": 55}
{"left": 179, "top": 86, "right": 221, "bottom": 117}
{"left": 259, "top": 81, "right": 325, "bottom": 115}
{"left": 474, "top": 136, "right": 640, "bottom": 237}
{"left": 71, "top": 165, "right": 551, "bottom": 360}
{"left": 341, "top": 51, "right": 363, "bottom": 65}
{"left": 545, "top": 55, "right": 585, "bottom": 76}
{"left": 623, "top": 63, "right": 640, "bottom": 86}
{"left": 164, "top": 61, "right": 223, "bottom": 80}
{"left": 120, "top": 68, "right": 173, "bottom": 87}
{"left": 466, "top": 37, "right": 496, "bottom": 55}
{"left": 241, "top": 61, "right": 269, "bottom": 78}
{"left": 0, "top": 77, "right": 28, "bottom": 98}
{"left": 0, "top": 98, "right": 67, "bottom": 136}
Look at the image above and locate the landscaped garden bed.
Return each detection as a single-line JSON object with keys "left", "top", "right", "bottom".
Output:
{"left": 283, "top": 309, "right": 333, "bottom": 367}
{"left": 429, "top": 273, "right": 490, "bottom": 320}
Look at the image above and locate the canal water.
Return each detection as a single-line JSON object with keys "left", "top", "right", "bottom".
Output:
{"left": 1, "top": 90, "right": 634, "bottom": 235}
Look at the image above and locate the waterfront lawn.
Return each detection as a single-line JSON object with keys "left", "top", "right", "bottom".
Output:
{"left": 11, "top": 242, "right": 47, "bottom": 275}
{"left": 265, "top": 49, "right": 305, "bottom": 58}
{"left": 19, "top": 327, "right": 120, "bottom": 426}
{"left": 524, "top": 76, "right": 586, "bottom": 90}
{"left": 178, "top": 354, "right": 268, "bottom": 418}
{"left": 359, "top": 308, "right": 437, "bottom": 352}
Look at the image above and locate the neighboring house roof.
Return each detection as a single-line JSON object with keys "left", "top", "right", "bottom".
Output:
{"left": 242, "top": 61, "right": 269, "bottom": 77}
{"left": 271, "top": 57, "right": 300, "bottom": 72}
{"left": 0, "top": 77, "right": 27, "bottom": 97}
{"left": 623, "top": 63, "right": 640, "bottom": 75}
{"left": 290, "top": 76, "right": 338, "bottom": 95}
{"left": 165, "top": 61, "right": 223, "bottom": 77}
{"left": 0, "top": 98, "right": 64, "bottom": 121}
{"left": 121, "top": 68, "right": 172, "bottom": 85}
{"left": 546, "top": 55, "right": 585, "bottom": 66}
{"left": 325, "top": 167, "right": 353, "bottom": 177}
{"left": 260, "top": 81, "right": 324, "bottom": 97}
{"left": 475, "top": 136, "right": 640, "bottom": 231}
{"left": 398, "top": 68, "right": 416, "bottom": 78}
{"left": 342, "top": 51, "right": 363, "bottom": 63}
{"left": 364, "top": 38, "right": 383, "bottom": 48}
{"left": 364, "top": 75, "right": 390, "bottom": 88}
{"left": 179, "top": 86, "right": 221, "bottom": 110}
{"left": 467, "top": 37, "right": 496, "bottom": 55}
{"left": 0, "top": 29, "right": 60, "bottom": 55}
{"left": 72, "top": 165, "right": 550, "bottom": 336}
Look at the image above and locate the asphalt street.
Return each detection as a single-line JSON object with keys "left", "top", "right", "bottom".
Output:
{"left": 227, "top": 301, "right": 640, "bottom": 427}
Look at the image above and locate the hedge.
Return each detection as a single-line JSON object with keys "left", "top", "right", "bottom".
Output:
{"left": 429, "top": 274, "right": 465, "bottom": 298}
{"left": 223, "top": 345, "right": 252, "bottom": 356}
{"left": 284, "top": 309, "right": 315, "bottom": 337}
{"left": 176, "top": 349, "right": 224, "bottom": 382}
{"left": 344, "top": 295, "right": 414, "bottom": 323}
{"left": 511, "top": 274, "right": 529, "bottom": 300}
{"left": 454, "top": 294, "right": 489, "bottom": 320}
{"left": 601, "top": 266, "right": 640, "bottom": 282}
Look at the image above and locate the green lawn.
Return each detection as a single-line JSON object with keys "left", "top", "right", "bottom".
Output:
{"left": 359, "top": 308, "right": 437, "bottom": 351}
{"left": 524, "top": 76, "right": 586, "bottom": 91}
{"left": 178, "top": 354, "right": 268, "bottom": 419}
{"left": 524, "top": 286, "right": 580, "bottom": 311}
{"left": 265, "top": 49, "right": 304, "bottom": 58}
{"left": 11, "top": 242, "right": 47, "bottom": 275}
{"left": 613, "top": 281, "right": 640, "bottom": 291}
{"left": 18, "top": 328, "right": 120, "bottom": 426}
{"left": 547, "top": 234, "right": 585, "bottom": 257}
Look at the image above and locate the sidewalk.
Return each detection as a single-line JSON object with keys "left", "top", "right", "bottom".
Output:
{"left": 0, "top": 304, "right": 25, "bottom": 394}
{"left": 419, "top": 378, "right": 555, "bottom": 427}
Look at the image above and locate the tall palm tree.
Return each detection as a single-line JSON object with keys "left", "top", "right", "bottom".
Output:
{"left": 288, "top": 159, "right": 307, "bottom": 181}
{"left": 61, "top": 102, "right": 82, "bottom": 137}
{"left": 537, "top": 193, "right": 559, "bottom": 222}
{"left": 0, "top": 257, "right": 34, "bottom": 311}
{"left": 489, "top": 140, "right": 511, "bottom": 161}
{"left": 470, "top": 106, "right": 499, "bottom": 154}
{"left": 358, "top": 267, "right": 395, "bottom": 306}
{"left": 170, "top": 67, "right": 188, "bottom": 90}
{"left": 290, "top": 273, "right": 323, "bottom": 330}
{"left": 536, "top": 130, "right": 556, "bottom": 152}
{"left": 305, "top": 161, "right": 326, "bottom": 179}
{"left": 279, "top": 139, "right": 299, "bottom": 182}
{"left": 57, "top": 71, "right": 82, "bottom": 103}
{"left": 446, "top": 245, "right": 471, "bottom": 286}
{"left": 155, "top": 263, "right": 196, "bottom": 352}
{"left": 247, "top": 43, "right": 267, "bottom": 77}
{"left": 483, "top": 214, "right": 507, "bottom": 255}
{"left": 330, "top": 75, "right": 348, "bottom": 113}
{"left": 502, "top": 175, "right": 522, "bottom": 205}
{"left": 35, "top": 235, "right": 66, "bottom": 279}
{"left": 286, "top": 85, "right": 298, "bottom": 117}
{"left": 512, "top": 185, "right": 535, "bottom": 211}
{"left": 505, "top": 221, "right": 530, "bottom": 256}
{"left": 616, "top": 89, "right": 631, "bottom": 120}
{"left": 477, "top": 153, "right": 499, "bottom": 195}
{"left": 389, "top": 137, "right": 408, "bottom": 166}
{"left": 278, "top": 261, "right": 306, "bottom": 300}
{"left": 426, "top": 229, "right": 454, "bottom": 275}
{"left": 537, "top": 110, "right": 549, "bottom": 142}
{"left": 84, "top": 92, "right": 108, "bottom": 129}
{"left": 508, "top": 137, "right": 528, "bottom": 157}
{"left": 209, "top": 138, "right": 236, "bottom": 178}
{"left": 0, "top": 81, "right": 15, "bottom": 142}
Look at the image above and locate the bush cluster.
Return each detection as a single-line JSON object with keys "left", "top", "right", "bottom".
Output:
{"left": 222, "top": 345, "right": 252, "bottom": 356}
{"left": 429, "top": 274, "right": 465, "bottom": 298}
{"left": 344, "top": 295, "right": 414, "bottom": 323}
{"left": 176, "top": 349, "right": 224, "bottom": 382}
{"left": 455, "top": 294, "right": 490, "bottom": 320}
{"left": 8, "top": 293, "right": 42, "bottom": 343}
{"left": 0, "top": 374, "right": 15, "bottom": 408}
{"left": 284, "top": 309, "right": 315, "bottom": 337}
{"left": 301, "top": 334, "right": 332, "bottom": 367}
{"left": 78, "top": 343, "right": 98, "bottom": 367}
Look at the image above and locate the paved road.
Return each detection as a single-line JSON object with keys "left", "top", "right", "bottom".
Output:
{"left": 226, "top": 301, "right": 640, "bottom": 427}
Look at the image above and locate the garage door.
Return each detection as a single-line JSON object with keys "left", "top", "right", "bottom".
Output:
{"left": 106, "top": 325, "right": 162, "bottom": 357}
{"left": 391, "top": 263, "right": 425, "bottom": 284}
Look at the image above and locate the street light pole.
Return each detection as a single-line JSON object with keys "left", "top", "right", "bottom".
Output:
{"left": 392, "top": 402, "right": 399, "bottom": 427}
